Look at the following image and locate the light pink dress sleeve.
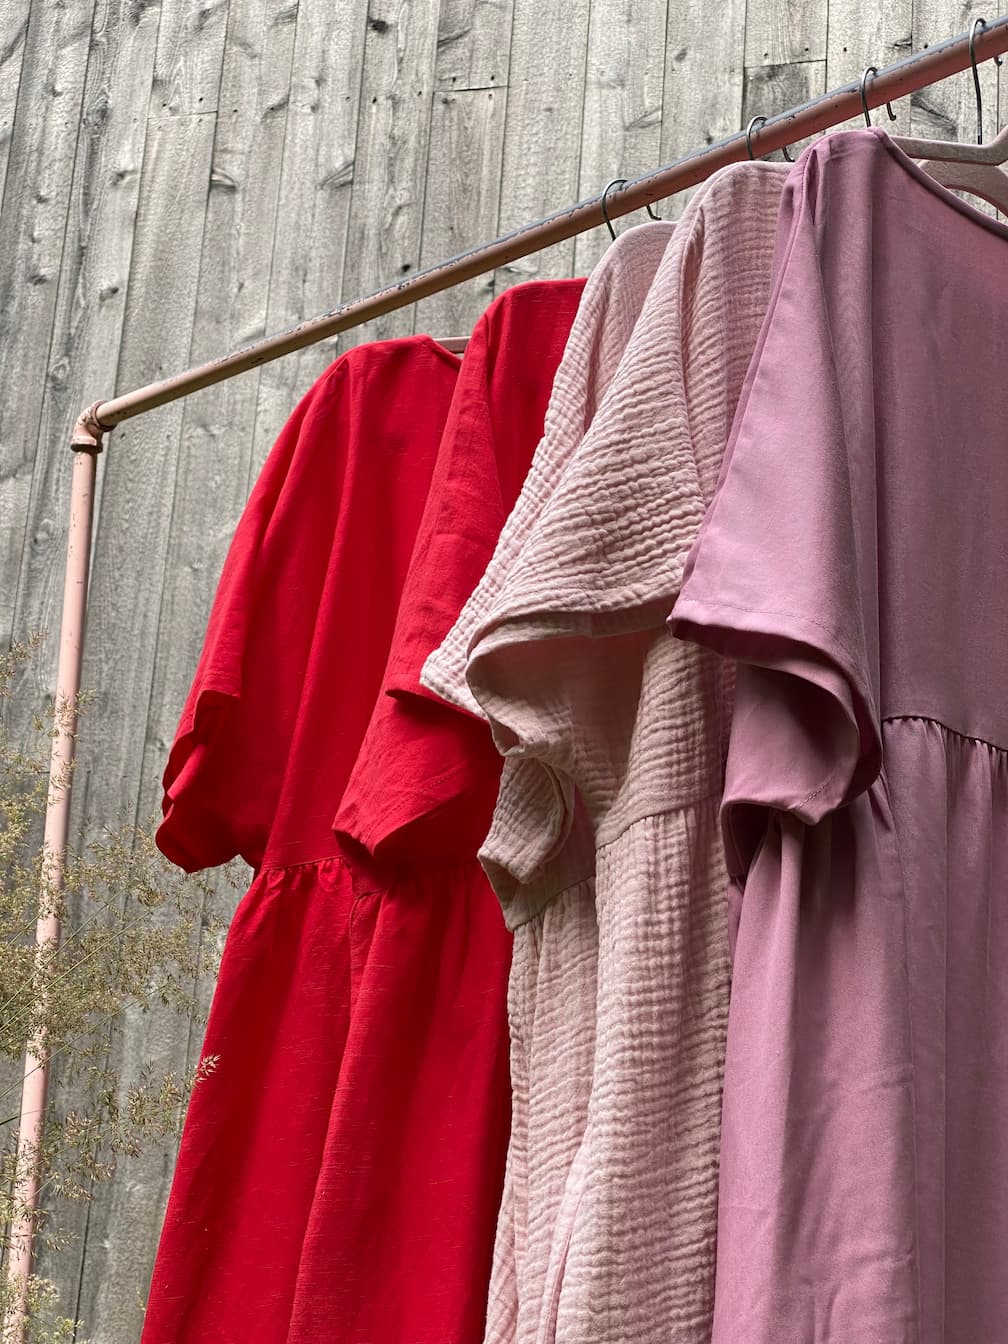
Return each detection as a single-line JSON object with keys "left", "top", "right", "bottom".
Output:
{"left": 464, "top": 163, "right": 788, "bottom": 1344}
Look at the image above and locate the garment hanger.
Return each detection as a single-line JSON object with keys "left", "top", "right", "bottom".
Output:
{"left": 876, "top": 20, "right": 1008, "bottom": 214}
{"left": 600, "top": 178, "right": 662, "bottom": 241}
{"left": 747, "top": 114, "right": 795, "bottom": 161}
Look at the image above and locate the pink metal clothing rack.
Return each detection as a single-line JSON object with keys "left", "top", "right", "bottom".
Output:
{"left": 7, "top": 14, "right": 1008, "bottom": 1336}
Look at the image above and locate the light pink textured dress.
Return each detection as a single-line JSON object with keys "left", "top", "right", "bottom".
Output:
{"left": 424, "top": 162, "right": 787, "bottom": 1342}
{"left": 424, "top": 219, "right": 675, "bottom": 1344}
{"left": 671, "top": 127, "right": 1008, "bottom": 1344}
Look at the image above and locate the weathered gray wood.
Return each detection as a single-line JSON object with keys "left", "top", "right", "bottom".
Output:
{"left": 141, "top": 0, "right": 299, "bottom": 1139}
{"left": 492, "top": 0, "right": 591, "bottom": 289}
{"left": 746, "top": 0, "right": 828, "bottom": 67}
{"left": 742, "top": 57, "right": 828, "bottom": 161}
{"left": 153, "top": 0, "right": 231, "bottom": 116}
{"left": 574, "top": 0, "right": 666, "bottom": 275}
{"left": 825, "top": 1, "right": 913, "bottom": 134}
{"left": 0, "top": 0, "right": 29, "bottom": 214}
{"left": 912, "top": 3, "right": 1000, "bottom": 145}
{"left": 911, "top": 3, "right": 1001, "bottom": 218}
{"left": 249, "top": 0, "right": 369, "bottom": 480}
{"left": 413, "top": 88, "right": 504, "bottom": 335}
{"left": 435, "top": 0, "right": 513, "bottom": 91}
{"left": 339, "top": 0, "right": 442, "bottom": 344}
{"left": 9, "top": 0, "right": 160, "bottom": 726}
{"left": 145, "top": 0, "right": 300, "bottom": 774}
{"left": 64, "top": 110, "right": 217, "bottom": 1342}
{"left": 660, "top": 0, "right": 747, "bottom": 220}
{"left": 5, "top": 5, "right": 1007, "bottom": 1340}
{"left": 0, "top": 0, "right": 96, "bottom": 651}
{"left": 70, "top": 7, "right": 298, "bottom": 1333}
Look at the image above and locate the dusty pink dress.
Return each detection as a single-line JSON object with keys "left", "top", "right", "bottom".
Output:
{"left": 426, "top": 165, "right": 788, "bottom": 1343}
{"left": 672, "top": 127, "right": 1008, "bottom": 1344}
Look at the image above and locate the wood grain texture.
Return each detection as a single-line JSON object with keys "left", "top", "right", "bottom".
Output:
{"left": 153, "top": 0, "right": 231, "bottom": 116}
{"left": 911, "top": 2, "right": 1000, "bottom": 144}
{"left": 660, "top": 0, "right": 746, "bottom": 220}
{"left": 911, "top": 3, "right": 1001, "bottom": 217}
{"left": 65, "top": 111, "right": 217, "bottom": 1342}
{"left": 0, "top": 0, "right": 96, "bottom": 651}
{"left": 249, "top": 0, "right": 368, "bottom": 479}
{"left": 746, "top": 0, "right": 828, "bottom": 66}
{"left": 436, "top": 0, "right": 513, "bottom": 90}
{"left": 742, "top": 57, "right": 828, "bottom": 160}
{"left": 825, "top": 0, "right": 913, "bottom": 133}
{"left": 414, "top": 87, "right": 504, "bottom": 335}
{"left": 5, "top": 3, "right": 1007, "bottom": 1338}
{"left": 0, "top": 0, "right": 29, "bottom": 212}
{"left": 83, "top": 8, "right": 299, "bottom": 1329}
{"left": 492, "top": 0, "right": 591, "bottom": 288}
{"left": 146, "top": 0, "right": 299, "bottom": 772}
{"left": 574, "top": 0, "right": 666, "bottom": 274}
{"left": 339, "top": 0, "right": 442, "bottom": 344}
{"left": 9, "top": 0, "right": 160, "bottom": 720}
{"left": 6, "top": 5, "right": 163, "bottom": 1297}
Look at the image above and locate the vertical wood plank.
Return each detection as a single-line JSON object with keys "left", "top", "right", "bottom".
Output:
{"left": 9, "top": 0, "right": 160, "bottom": 722}
{"left": 574, "top": 0, "right": 666, "bottom": 275}
{"left": 71, "top": 6, "right": 298, "bottom": 1329}
{"left": 659, "top": 0, "right": 746, "bottom": 220}
{"left": 435, "top": 0, "right": 513, "bottom": 91}
{"left": 492, "top": 0, "right": 590, "bottom": 288}
{"left": 826, "top": 0, "right": 913, "bottom": 135}
{"left": 64, "top": 110, "right": 217, "bottom": 1341}
{"left": 0, "top": 0, "right": 97, "bottom": 651}
{"left": 338, "top": 0, "right": 442, "bottom": 344}
{"left": 9, "top": 3, "right": 161, "bottom": 1325}
{"left": 152, "top": 0, "right": 231, "bottom": 115}
{"left": 145, "top": 0, "right": 299, "bottom": 789}
{"left": 413, "top": 87, "right": 504, "bottom": 335}
{"left": 741, "top": 58, "right": 828, "bottom": 161}
{"left": 745, "top": 0, "right": 829, "bottom": 67}
{"left": 0, "top": 0, "right": 29, "bottom": 213}
{"left": 249, "top": 0, "right": 368, "bottom": 479}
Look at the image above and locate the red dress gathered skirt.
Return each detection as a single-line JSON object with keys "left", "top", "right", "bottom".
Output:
{"left": 143, "top": 280, "right": 585, "bottom": 1344}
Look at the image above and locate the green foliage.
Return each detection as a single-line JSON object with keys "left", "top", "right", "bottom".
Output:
{"left": 0, "top": 639, "right": 239, "bottom": 1341}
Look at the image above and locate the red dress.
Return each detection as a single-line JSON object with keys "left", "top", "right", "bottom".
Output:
{"left": 145, "top": 285, "right": 584, "bottom": 1344}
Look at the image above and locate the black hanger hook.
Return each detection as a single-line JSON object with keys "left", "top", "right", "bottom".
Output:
{"left": 745, "top": 116, "right": 767, "bottom": 160}
{"left": 599, "top": 178, "right": 662, "bottom": 241}
{"left": 969, "top": 18, "right": 1003, "bottom": 147}
{"left": 859, "top": 66, "right": 897, "bottom": 128}
{"left": 600, "top": 178, "right": 626, "bottom": 241}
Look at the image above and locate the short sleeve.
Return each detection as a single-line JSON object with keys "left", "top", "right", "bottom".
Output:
{"left": 332, "top": 282, "right": 585, "bottom": 862}
{"left": 156, "top": 382, "right": 319, "bottom": 873}
{"left": 158, "top": 341, "right": 456, "bottom": 873}
{"left": 669, "top": 157, "right": 882, "bottom": 879}
{"left": 420, "top": 223, "right": 676, "bottom": 720}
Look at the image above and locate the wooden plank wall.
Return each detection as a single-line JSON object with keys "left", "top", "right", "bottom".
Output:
{"left": 0, "top": 0, "right": 1002, "bottom": 1337}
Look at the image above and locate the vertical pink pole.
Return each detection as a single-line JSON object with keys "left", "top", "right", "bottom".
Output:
{"left": 5, "top": 424, "right": 102, "bottom": 1341}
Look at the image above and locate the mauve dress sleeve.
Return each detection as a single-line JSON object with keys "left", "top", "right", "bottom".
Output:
{"left": 669, "top": 157, "right": 883, "bottom": 880}
{"left": 668, "top": 142, "right": 920, "bottom": 1344}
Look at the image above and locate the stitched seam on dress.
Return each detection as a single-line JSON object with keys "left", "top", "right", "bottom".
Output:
{"left": 881, "top": 714, "right": 1008, "bottom": 755}
{"left": 259, "top": 852, "right": 349, "bottom": 878}
{"left": 595, "top": 788, "right": 723, "bottom": 854}
{"left": 797, "top": 774, "right": 838, "bottom": 810}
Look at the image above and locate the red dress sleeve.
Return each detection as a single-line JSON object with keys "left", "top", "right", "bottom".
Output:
{"left": 333, "top": 280, "right": 586, "bottom": 862}
{"left": 158, "top": 339, "right": 461, "bottom": 873}
{"left": 156, "top": 382, "right": 318, "bottom": 873}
